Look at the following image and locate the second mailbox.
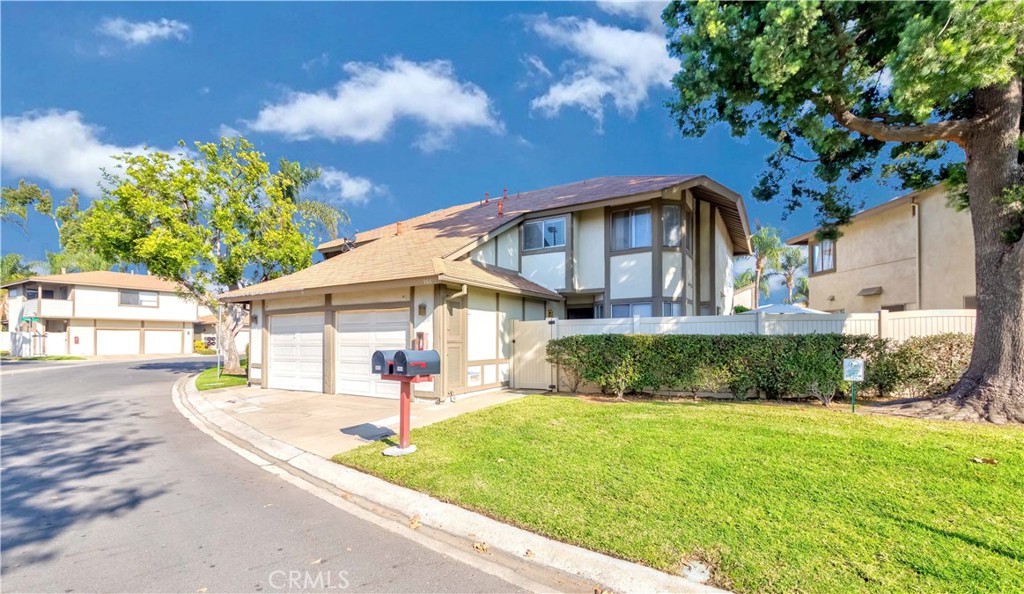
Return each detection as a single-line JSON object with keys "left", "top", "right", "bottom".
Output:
{"left": 371, "top": 350, "right": 400, "bottom": 375}
{"left": 393, "top": 349, "right": 440, "bottom": 376}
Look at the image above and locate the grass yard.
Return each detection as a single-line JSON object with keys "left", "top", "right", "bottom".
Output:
{"left": 1, "top": 355, "right": 86, "bottom": 361}
{"left": 195, "top": 363, "right": 248, "bottom": 391}
{"left": 335, "top": 396, "right": 1024, "bottom": 594}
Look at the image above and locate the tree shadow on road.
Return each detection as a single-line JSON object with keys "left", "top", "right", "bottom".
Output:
{"left": 0, "top": 394, "right": 167, "bottom": 568}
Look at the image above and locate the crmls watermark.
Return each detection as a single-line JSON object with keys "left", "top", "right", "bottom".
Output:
{"left": 267, "top": 569, "right": 350, "bottom": 590}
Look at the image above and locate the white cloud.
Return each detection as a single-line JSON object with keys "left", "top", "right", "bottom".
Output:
{"left": 97, "top": 17, "right": 190, "bottom": 46}
{"left": 522, "top": 54, "right": 552, "bottom": 78}
{"left": 302, "top": 52, "right": 330, "bottom": 72}
{"left": 216, "top": 124, "right": 242, "bottom": 138}
{"left": 1, "top": 110, "right": 172, "bottom": 197}
{"left": 529, "top": 15, "right": 678, "bottom": 128}
{"left": 596, "top": 1, "right": 667, "bottom": 32}
{"left": 317, "top": 168, "right": 386, "bottom": 205}
{"left": 248, "top": 57, "right": 503, "bottom": 151}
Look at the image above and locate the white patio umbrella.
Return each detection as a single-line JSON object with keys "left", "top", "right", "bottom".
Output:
{"left": 739, "top": 303, "right": 828, "bottom": 315}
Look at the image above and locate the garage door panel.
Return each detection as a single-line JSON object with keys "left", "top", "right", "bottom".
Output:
{"left": 336, "top": 310, "right": 410, "bottom": 398}
{"left": 144, "top": 330, "right": 182, "bottom": 354}
{"left": 268, "top": 314, "right": 323, "bottom": 393}
{"left": 97, "top": 330, "right": 141, "bottom": 355}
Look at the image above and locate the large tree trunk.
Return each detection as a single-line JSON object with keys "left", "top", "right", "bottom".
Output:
{"left": 217, "top": 303, "right": 246, "bottom": 375}
{"left": 921, "top": 80, "right": 1024, "bottom": 423}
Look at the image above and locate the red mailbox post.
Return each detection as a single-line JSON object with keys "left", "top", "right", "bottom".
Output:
{"left": 371, "top": 349, "right": 440, "bottom": 457}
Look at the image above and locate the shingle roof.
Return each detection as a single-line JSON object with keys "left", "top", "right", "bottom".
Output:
{"left": 221, "top": 175, "right": 749, "bottom": 301}
{"left": 1, "top": 270, "right": 182, "bottom": 292}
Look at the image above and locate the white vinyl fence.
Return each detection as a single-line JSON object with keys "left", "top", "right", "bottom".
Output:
{"left": 511, "top": 309, "right": 977, "bottom": 390}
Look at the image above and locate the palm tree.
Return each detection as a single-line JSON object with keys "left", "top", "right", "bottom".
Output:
{"left": 278, "top": 159, "right": 350, "bottom": 242}
{"left": 746, "top": 226, "right": 784, "bottom": 308}
{"left": 778, "top": 247, "right": 808, "bottom": 303}
{"left": 36, "top": 250, "right": 114, "bottom": 275}
{"left": 793, "top": 276, "right": 810, "bottom": 305}
{"left": 1, "top": 253, "right": 35, "bottom": 285}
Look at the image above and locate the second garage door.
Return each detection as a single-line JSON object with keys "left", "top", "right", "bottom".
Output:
{"left": 336, "top": 310, "right": 409, "bottom": 398}
{"left": 144, "top": 330, "right": 183, "bottom": 354}
{"left": 268, "top": 313, "right": 324, "bottom": 393}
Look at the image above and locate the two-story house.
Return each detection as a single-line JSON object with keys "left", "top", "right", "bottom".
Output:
{"left": 786, "top": 184, "right": 976, "bottom": 313}
{"left": 220, "top": 176, "right": 752, "bottom": 399}
{"left": 4, "top": 271, "right": 199, "bottom": 357}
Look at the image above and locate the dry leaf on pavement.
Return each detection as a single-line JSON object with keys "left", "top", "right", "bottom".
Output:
{"left": 472, "top": 542, "right": 490, "bottom": 554}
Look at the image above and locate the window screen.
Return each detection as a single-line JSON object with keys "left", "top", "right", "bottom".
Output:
{"left": 662, "top": 204, "right": 682, "bottom": 247}
{"left": 523, "top": 218, "right": 565, "bottom": 250}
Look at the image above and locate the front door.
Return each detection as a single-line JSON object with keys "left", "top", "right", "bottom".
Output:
{"left": 444, "top": 290, "right": 465, "bottom": 396}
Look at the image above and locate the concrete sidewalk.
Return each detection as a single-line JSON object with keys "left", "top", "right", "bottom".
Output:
{"left": 176, "top": 379, "right": 726, "bottom": 594}
{"left": 197, "top": 385, "right": 524, "bottom": 458}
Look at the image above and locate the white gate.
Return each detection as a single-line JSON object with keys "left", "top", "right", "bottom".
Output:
{"left": 511, "top": 319, "right": 555, "bottom": 390}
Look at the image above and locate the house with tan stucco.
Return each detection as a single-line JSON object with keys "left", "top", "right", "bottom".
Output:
{"left": 786, "top": 184, "right": 976, "bottom": 313}
{"left": 220, "top": 176, "right": 752, "bottom": 400}
{"left": 3, "top": 271, "right": 199, "bottom": 357}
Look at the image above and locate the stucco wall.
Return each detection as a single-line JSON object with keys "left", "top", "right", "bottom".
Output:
{"left": 918, "top": 189, "right": 975, "bottom": 308}
{"left": 470, "top": 238, "right": 497, "bottom": 266}
{"left": 574, "top": 207, "right": 605, "bottom": 290}
{"left": 72, "top": 286, "right": 198, "bottom": 322}
{"left": 521, "top": 252, "right": 566, "bottom": 291}
{"left": 496, "top": 228, "right": 519, "bottom": 270}
{"left": 715, "top": 209, "right": 735, "bottom": 315}
{"left": 609, "top": 252, "right": 653, "bottom": 300}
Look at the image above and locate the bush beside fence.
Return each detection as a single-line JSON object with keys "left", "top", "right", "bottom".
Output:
{"left": 546, "top": 333, "right": 972, "bottom": 403}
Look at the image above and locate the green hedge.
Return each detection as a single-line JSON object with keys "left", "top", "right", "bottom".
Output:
{"left": 546, "top": 332, "right": 972, "bottom": 403}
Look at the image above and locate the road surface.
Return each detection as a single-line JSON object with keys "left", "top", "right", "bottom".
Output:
{"left": 1, "top": 358, "right": 520, "bottom": 592}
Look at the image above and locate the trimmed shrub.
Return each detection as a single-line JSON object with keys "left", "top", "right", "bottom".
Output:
{"left": 545, "top": 332, "right": 972, "bottom": 402}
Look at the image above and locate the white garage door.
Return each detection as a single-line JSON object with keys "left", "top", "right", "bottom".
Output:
{"left": 96, "top": 330, "right": 141, "bottom": 355}
{"left": 268, "top": 314, "right": 323, "bottom": 393}
{"left": 144, "top": 330, "right": 183, "bottom": 354}
{"left": 336, "top": 310, "right": 409, "bottom": 398}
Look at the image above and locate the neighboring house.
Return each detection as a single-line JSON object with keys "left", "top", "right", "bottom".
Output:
{"left": 732, "top": 283, "right": 755, "bottom": 312}
{"left": 220, "top": 175, "right": 752, "bottom": 399}
{"left": 3, "top": 271, "right": 199, "bottom": 357}
{"left": 786, "top": 184, "right": 975, "bottom": 313}
{"left": 195, "top": 307, "right": 251, "bottom": 353}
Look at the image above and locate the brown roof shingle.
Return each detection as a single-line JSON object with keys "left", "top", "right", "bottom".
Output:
{"left": 1, "top": 270, "right": 183, "bottom": 292}
{"left": 221, "top": 175, "right": 749, "bottom": 301}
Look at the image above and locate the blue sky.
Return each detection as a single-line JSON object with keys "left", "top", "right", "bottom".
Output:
{"left": 2, "top": 1, "right": 910, "bottom": 296}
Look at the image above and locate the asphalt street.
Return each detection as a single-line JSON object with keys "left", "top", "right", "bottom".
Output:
{"left": 1, "top": 358, "right": 520, "bottom": 593}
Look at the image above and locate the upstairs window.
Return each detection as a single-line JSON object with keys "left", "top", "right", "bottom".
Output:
{"left": 523, "top": 217, "right": 566, "bottom": 251}
{"left": 611, "top": 207, "right": 652, "bottom": 251}
{"left": 811, "top": 239, "right": 836, "bottom": 274}
{"left": 662, "top": 204, "right": 684, "bottom": 248}
{"left": 120, "top": 289, "right": 158, "bottom": 307}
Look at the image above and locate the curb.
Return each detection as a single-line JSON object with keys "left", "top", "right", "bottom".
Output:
{"left": 174, "top": 378, "right": 728, "bottom": 594}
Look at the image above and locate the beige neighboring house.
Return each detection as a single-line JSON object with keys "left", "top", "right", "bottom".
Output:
{"left": 3, "top": 271, "right": 199, "bottom": 357}
{"left": 220, "top": 175, "right": 752, "bottom": 400}
{"left": 732, "top": 283, "right": 756, "bottom": 311}
{"left": 786, "top": 184, "right": 976, "bottom": 313}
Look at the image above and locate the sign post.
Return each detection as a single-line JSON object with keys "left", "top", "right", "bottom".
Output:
{"left": 843, "top": 358, "right": 865, "bottom": 413}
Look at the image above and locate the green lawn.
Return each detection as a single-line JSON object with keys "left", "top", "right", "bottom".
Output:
{"left": 335, "top": 396, "right": 1024, "bottom": 594}
{"left": 195, "top": 363, "right": 248, "bottom": 391}
{"left": 1, "top": 355, "right": 86, "bottom": 361}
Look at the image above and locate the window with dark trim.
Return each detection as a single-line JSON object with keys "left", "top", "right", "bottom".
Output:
{"left": 662, "top": 204, "right": 683, "bottom": 248}
{"left": 663, "top": 302, "right": 683, "bottom": 317}
{"left": 611, "top": 207, "right": 652, "bottom": 251}
{"left": 523, "top": 217, "right": 566, "bottom": 251}
{"left": 119, "top": 289, "right": 158, "bottom": 307}
{"left": 811, "top": 239, "right": 836, "bottom": 274}
{"left": 611, "top": 302, "right": 652, "bottom": 318}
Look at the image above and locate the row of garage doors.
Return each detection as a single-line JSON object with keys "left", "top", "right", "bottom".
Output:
{"left": 267, "top": 310, "right": 409, "bottom": 398}
{"left": 94, "top": 329, "right": 186, "bottom": 355}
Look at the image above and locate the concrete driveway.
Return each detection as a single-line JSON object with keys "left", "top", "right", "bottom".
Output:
{"left": 196, "top": 386, "right": 524, "bottom": 458}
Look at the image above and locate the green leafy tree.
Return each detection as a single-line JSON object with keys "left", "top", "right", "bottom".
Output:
{"left": 734, "top": 268, "right": 770, "bottom": 303}
{"left": 666, "top": 0, "right": 1024, "bottom": 422}
{"left": 778, "top": 247, "right": 808, "bottom": 303}
{"left": 1, "top": 181, "right": 40, "bottom": 231}
{"left": 744, "top": 226, "right": 784, "bottom": 307}
{"left": 1, "top": 253, "right": 34, "bottom": 285}
{"left": 81, "top": 137, "right": 315, "bottom": 373}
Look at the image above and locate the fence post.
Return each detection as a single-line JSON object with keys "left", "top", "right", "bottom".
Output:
{"left": 755, "top": 310, "right": 766, "bottom": 335}
{"left": 877, "top": 309, "right": 888, "bottom": 339}
{"left": 632, "top": 315, "right": 641, "bottom": 333}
